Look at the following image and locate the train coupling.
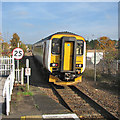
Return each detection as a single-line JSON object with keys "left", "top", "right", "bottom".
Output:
{"left": 65, "top": 73, "right": 75, "bottom": 81}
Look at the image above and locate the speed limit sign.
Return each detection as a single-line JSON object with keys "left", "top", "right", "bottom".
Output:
{"left": 12, "top": 48, "right": 24, "bottom": 60}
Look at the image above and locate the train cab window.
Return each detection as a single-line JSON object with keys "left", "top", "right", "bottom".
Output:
{"left": 76, "top": 40, "right": 84, "bottom": 55}
{"left": 52, "top": 38, "right": 60, "bottom": 54}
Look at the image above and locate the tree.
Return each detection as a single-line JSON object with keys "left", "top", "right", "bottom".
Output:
{"left": 3, "top": 42, "right": 9, "bottom": 50}
{"left": 27, "top": 44, "right": 32, "bottom": 50}
{"left": 0, "top": 33, "right": 4, "bottom": 56}
{"left": 10, "top": 33, "right": 27, "bottom": 53}
{"left": 20, "top": 42, "right": 27, "bottom": 53}
{"left": 2, "top": 42, "right": 10, "bottom": 56}
{"left": 10, "top": 33, "right": 21, "bottom": 51}
{"left": 97, "top": 36, "right": 117, "bottom": 74}
{"left": 86, "top": 39, "right": 100, "bottom": 50}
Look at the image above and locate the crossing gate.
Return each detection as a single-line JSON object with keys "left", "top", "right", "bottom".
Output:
{"left": 0, "top": 56, "right": 14, "bottom": 76}
{"left": 1, "top": 56, "right": 15, "bottom": 115}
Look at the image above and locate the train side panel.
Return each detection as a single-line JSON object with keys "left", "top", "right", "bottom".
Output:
{"left": 33, "top": 42, "right": 44, "bottom": 65}
{"left": 45, "top": 40, "right": 51, "bottom": 71}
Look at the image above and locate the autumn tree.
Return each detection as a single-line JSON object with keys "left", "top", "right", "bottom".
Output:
{"left": 3, "top": 42, "right": 9, "bottom": 50}
{"left": 0, "top": 32, "right": 4, "bottom": 56}
{"left": 27, "top": 44, "right": 32, "bottom": 50}
{"left": 20, "top": 42, "right": 27, "bottom": 53}
{"left": 2, "top": 42, "right": 10, "bottom": 56}
{"left": 86, "top": 39, "right": 100, "bottom": 50}
{"left": 10, "top": 33, "right": 27, "bottom": 53}
{"left": 97, "top": 36, "right": 117, "bottom": 74}
{"left": 10, "top": 33, "right": 21, "bottom": 51}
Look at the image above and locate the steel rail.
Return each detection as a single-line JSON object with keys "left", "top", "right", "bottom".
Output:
{"left": 50, "top": 83, "right": 73, "bottom": 112}
{"left": 69, "top": 85, "right": 119, "bottom": 120}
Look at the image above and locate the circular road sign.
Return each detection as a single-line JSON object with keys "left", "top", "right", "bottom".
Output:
{"left": 12, "top": 47, "right": 24, "bottom": 60}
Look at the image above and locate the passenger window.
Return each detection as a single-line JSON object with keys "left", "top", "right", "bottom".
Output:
{"left": 76, "top": 40, "right": 84, "bottom": 55}
{"left": 52, "top": 38, "right": 60, "bottom": 54}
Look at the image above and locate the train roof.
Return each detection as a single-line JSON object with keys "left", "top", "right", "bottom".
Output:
{"left": 34, "top": 31, "right": 83, "bottom": 45}
{"left": 45, "top": 31, "right": 80, "bottom": 39}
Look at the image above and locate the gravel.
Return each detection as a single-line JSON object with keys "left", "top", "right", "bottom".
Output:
{"left": 37, "top": 78, "right": 119, "bottom": 119}
{"left": 76, "top": 78, "right": 119, "bottom": 119}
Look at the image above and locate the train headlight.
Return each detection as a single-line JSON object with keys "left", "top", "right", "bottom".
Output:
{"left": 76, "top": 64, "right": 83, "bottom": 67}
{"left": 79, "top": 64, "right": 81, "bottom": 67}
{"left": 50, "top": 63, "right": 58, "bottom": 67}
{"left": 52, "top": 63, "right": 56, "bottom": 67}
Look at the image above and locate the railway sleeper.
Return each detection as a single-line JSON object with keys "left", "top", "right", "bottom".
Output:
{"left": 74, "top": 111, "right": 102, "bottom": 118}
{"left": 60, "top": 94, "right": 80, "bottom": 98}
{"left": 63, "top": 98, "right": 81, "bottom": 102}
{"left": 71, "top": 106, "right": 96, "bottom": 111}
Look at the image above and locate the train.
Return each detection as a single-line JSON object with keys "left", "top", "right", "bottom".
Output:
{"left": 32, "top": 31, "right": 86, "bottom": 85}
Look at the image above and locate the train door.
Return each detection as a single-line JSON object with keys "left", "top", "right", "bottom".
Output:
{"left": 61, "top": 37, "right": 76, "bottom": 72}
{"left": 63, "top": 42, "right": 73, "bottom": 71}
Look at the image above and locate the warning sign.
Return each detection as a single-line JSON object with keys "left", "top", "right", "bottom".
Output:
{"left": 25, "top": 68, "right": 31, "bottom": 76}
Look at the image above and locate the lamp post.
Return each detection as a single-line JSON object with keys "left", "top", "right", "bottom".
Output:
{"left": 118, "top": 38, "right": 120, "bottom": 76}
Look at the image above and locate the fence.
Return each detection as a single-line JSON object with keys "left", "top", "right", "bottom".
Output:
{"left": 15, "top": 68, "right": 24, "bottom": 84}
{"left": 3, "top": 70, "right": 14, "bottom": 115}
{"left": 86, "top": 59, "right": 119, "bottom": 75}
{"left": 0, "top": 56, "right": 14, "bottom": 76}
{"left": 2, "top": 56, "right": 15, "bottom": 116}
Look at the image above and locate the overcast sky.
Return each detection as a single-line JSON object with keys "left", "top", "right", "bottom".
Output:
{"left": 2, "top": 2, "right": 118, "bottom": 44}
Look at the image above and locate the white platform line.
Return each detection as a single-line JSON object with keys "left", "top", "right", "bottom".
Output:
{"left": 42, "top": 113, "right": 80, "bottom": 120}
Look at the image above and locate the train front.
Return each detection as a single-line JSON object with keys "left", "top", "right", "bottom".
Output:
{"left": 49, "top": 34, "right": 86, "bottom": 85}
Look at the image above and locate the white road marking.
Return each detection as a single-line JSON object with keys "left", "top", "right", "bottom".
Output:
{"left": 42, "top": 113, "right": 80, "bottom": 120}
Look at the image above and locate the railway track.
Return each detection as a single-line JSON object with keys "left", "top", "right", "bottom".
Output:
{"left": 50, "top": 84, "right": 119, "bottom": 120}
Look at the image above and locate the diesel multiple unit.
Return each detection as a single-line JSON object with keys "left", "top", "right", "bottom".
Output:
{"left": 32, "top": 32, "right": 86, "bottom": 85}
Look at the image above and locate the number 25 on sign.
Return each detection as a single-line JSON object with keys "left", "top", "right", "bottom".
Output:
{"left": 12, "top": 48, "right": 24, "bottom": 60}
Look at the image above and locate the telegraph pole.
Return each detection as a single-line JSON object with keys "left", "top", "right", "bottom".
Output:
{"left": 118, "top": 38, "right": 120, "bottom": 77}
{"left": 118, "top": 2, "right": 120, "bottom": 83}
{"left": 92, "top": 34, "right": 97, "bottom": 82}
{"left": 94, "top": 49, "right": 96, "bottom": 82}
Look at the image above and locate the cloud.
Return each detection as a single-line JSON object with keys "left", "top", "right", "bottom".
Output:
{"left": 23, "top": 22, "right": 34, "bottom": 27}
{"left": 106, "top": 14, "right": 112, "bottom": 19}
{"left": 16, "top": 11, "right": 28, "bottom": 16}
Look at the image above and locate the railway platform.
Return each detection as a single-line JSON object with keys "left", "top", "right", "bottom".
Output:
{"left": 1, "top": 56, "right": 79, "bottom": 120}
{"left": 2, "top": 85, "right": 78, "bottom": 120}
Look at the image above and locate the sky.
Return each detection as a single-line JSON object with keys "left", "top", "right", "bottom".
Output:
{"left": 1, "top": 1, "right": 118, "bottom": 44}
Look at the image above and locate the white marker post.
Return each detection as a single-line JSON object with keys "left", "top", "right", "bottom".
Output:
{"left": 25, "top": 59, "right": 31, "bottom": 90}
{"left": 17, "top": 43, "right": 19, "bottom": 82}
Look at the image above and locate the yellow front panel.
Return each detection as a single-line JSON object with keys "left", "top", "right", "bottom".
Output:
{"left": 50, "top": 54, "right": 60, "bottom": 72}
{"left": 76, "top": 56, "right": 84, "bottom": 73}
{"left": 63, "top": 42, "right": 73, "bottom": 71}
{"left": 51, "top": 34, "right": 85, "bottom": 41}
{"left": 76, "top": 56, "right": 83, "bottom": 64}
